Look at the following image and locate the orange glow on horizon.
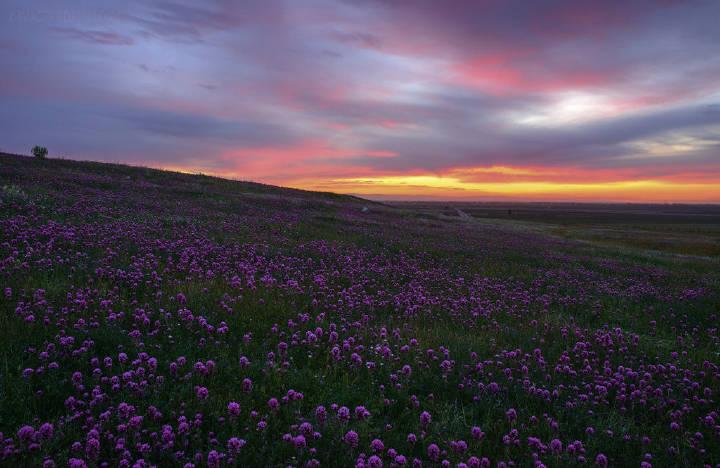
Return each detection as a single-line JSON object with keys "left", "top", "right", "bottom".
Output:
{"left": 333, "top": 180, "right": 715, "bottom": 202}
{"left": 288, "top": 174, "right": 720, "bottom": 203}
{"left": 152, "top": 162, "right": 720, "bottom": 203}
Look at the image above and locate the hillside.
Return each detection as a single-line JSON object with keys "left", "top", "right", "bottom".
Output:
{"left": 0, "top": 152, "right": 374, "bottom": 210}
{"left": 1, "top": 153, "right": 719, "bottom": 467}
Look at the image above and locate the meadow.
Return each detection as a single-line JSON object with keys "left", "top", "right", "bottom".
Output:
{"left": 1, "top": 153, "right": 719, "bottom": 467}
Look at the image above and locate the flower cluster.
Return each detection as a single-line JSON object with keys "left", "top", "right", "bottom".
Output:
{"left": 0, "top": 156, "right": 718, "bottom": 466}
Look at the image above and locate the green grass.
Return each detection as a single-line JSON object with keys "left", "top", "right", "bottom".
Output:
{"left": 1, "top": 153, "right": 719, "bottom": 466}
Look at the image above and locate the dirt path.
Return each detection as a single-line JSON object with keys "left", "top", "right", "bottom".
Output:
{"left": 456, "top": 208, "right": 471, "bottom": 219}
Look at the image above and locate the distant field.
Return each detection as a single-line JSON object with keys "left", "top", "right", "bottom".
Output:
{"left": 1, "top": 154, "right": 719, "bottom": 467}
{"left": 393, "top": 201, "right": 720, "bottom": 257}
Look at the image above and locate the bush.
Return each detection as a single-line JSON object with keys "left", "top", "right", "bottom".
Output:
{"left": 32, "top": 146, "right": 48, "bottom": 159}
{"left": 0, "top": 185, "right": 28, "bottom": 206}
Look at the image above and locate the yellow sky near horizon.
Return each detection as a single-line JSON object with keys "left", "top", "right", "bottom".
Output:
{"left": 292, "top": 176, "right": 720, "bottom": 203}
{"left": 156, "top": 163, "right": 720, "bottom": 203}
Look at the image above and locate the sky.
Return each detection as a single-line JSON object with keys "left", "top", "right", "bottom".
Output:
{"left": 1, "top": 0, "right": 719, "bottom": 202}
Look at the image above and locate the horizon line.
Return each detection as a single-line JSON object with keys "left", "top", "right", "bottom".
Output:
{"left": 3, "top": 150, "right": 719, "bottom": 206}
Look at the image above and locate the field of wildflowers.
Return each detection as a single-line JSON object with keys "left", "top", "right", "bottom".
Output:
{"left": 1, "top": 154, "right": 718, "bottom": 467}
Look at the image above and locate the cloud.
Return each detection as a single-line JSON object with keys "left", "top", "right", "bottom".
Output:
{"left": 1, "top": 0, "right": 719, "bottom": 201}
{"left": 107, "top": 106, "right": 301, "bottom": 145}
{"left": 52, "top": 27, "right": 134, "bottom": 45}
{"left": 330, "top": 31, "right": 383, "bottom": 50}
{"left": 115, "top": 0, "right": 289, "bottom": 42}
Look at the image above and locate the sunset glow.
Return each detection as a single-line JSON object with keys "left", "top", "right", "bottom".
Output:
{"left": 2, "top": 0, "right": 720, "bottom": 201}
{"left": 312, "top": 176, "right": 720, "bottom": 203}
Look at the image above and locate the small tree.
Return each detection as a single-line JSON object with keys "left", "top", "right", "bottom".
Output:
{"left": 32, "top": 146, "right": 48, "bottom": 159}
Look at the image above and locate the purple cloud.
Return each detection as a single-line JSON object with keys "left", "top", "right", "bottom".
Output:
{"left": 52, "top": 27, "right": 134, "bottom": 45}
{"left": 0, "top": 0, "right": 718, "bottom": 194}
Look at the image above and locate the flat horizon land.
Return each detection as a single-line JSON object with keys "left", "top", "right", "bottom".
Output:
{"left": 1, "top": 153, "right": 719, "bottom": 467}
{"left": 391, "top": 201, "right": 720, "bottom": 257}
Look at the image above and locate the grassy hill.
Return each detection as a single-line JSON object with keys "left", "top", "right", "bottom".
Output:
{"left": 1, "top": 153, "right": 718, "bottom": 467}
